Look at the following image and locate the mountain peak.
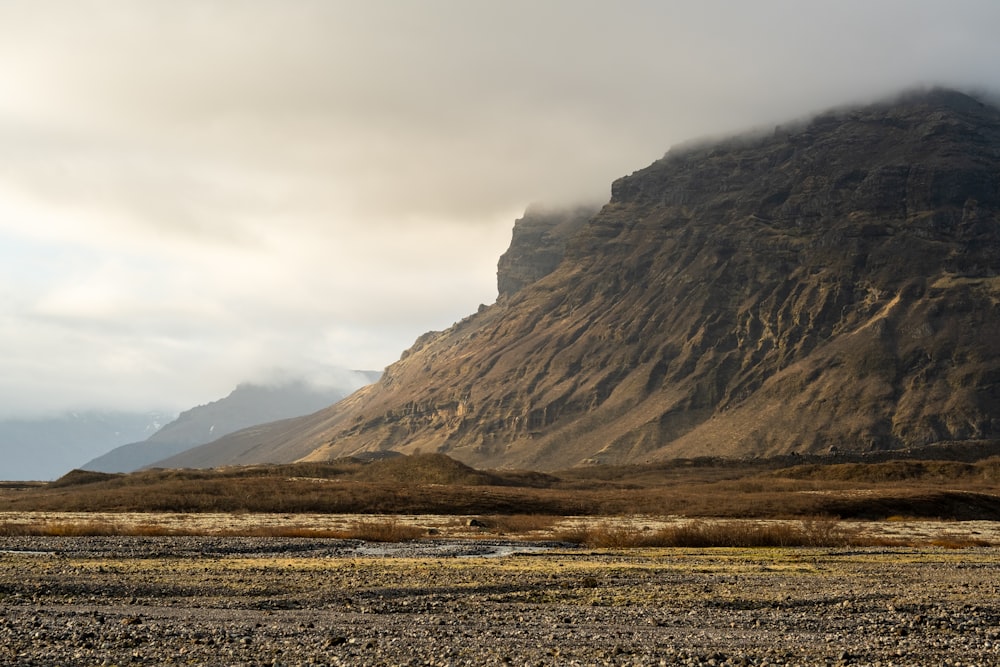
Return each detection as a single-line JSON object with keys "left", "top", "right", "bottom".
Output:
{"left": 885, "top": 86, "right": 994, "bottom": 113}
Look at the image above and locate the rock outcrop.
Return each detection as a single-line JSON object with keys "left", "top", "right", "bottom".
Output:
{"left": 165, "top": 88, "right": 1000, "bottom": 471}
{"left": 496, "top": 205, "right": 597, "bottom": 299}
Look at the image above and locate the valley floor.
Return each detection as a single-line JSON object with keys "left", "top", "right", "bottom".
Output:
{"left": 1, "top": 535, "right": 998, "bottom": 666}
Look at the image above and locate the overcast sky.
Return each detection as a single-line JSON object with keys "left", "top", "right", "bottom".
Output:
{"left": 1, "top": 1, "right": 999, "bottom": 417}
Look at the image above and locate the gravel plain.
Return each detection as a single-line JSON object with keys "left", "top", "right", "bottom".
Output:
{"left": 1, "top": 536, "right": 999, "bottom": 666}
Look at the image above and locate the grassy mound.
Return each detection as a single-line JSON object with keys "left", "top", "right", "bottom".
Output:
{"left": 1, "top": 453, "right": 998, "bottom": 521}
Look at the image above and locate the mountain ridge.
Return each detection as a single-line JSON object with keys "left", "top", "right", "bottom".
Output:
{"left": 164, "top": 87, "right": 1000, "bottom": 471}
{"left": 84, "top": 373, "right": 380, "bottom": 473}
{"left": 0, "top": 411, "right": 168, "bottom": 481}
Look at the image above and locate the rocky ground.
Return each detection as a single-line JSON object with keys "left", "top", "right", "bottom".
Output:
{"left": 1, "top": 536, "right": 998, "bottom": 666}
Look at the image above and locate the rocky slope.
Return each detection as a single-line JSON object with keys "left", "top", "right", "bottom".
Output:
{"left": 168, "top": 88, "right": 1000, "bottom": 471}
{"left": 496, "top": 204, "right": 598, "bottom": 299}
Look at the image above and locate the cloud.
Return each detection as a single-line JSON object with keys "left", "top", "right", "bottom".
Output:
{"left": 1, "top": 0, "right": 999, "bottom": 416}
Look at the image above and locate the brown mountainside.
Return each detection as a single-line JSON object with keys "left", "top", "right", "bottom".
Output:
{"left": 495, "top": 204, "right": 598, "bottom": 299}
{"left": 169, "top": 89, "right": 1000, "bottom": 471}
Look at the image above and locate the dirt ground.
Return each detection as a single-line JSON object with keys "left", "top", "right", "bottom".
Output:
{"left": 1, "top": 534, "right": 999, "bottom": 666}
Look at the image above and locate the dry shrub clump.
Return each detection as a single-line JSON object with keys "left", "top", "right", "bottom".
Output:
{"left": 773, "top": 457, "right": 1000, "bottom": 486}
{"left": 928, "top": 535, "right": 993, "bottom": 549}
{"left": 217, "top": 526, "right": 346, "bottom": 539}
{"left": 558, "top": 518, "right": 860, "bottom": 548}
{"left": 471, "top": 514, "right": 561, "bottom": 534}
{"left": 341, "top": 519, "right": 425, "bottom": 542}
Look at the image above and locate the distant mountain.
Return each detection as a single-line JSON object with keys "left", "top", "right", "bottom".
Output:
{"left": 158, "top": 88, "right": 1000, "bottom": 471}
{"left": 83, "top": 373, "right": 380, "bottom": 473}
{"left": 0, "top": 411, "right": 169, "bottom": 481}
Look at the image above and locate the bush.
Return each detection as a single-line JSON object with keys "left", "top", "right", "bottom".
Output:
{"left": 471, "top": 514, "right": 560, "bottom": 534}
{"left": 343, "top": 519, "right": 425, "bottom": 542}
{"left": 557, "top": 519, "right": 860, "bottom": 548}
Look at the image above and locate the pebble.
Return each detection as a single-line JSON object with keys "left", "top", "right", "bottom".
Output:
{"left": 0, "top": 536, "right": 998, "bottom": 665}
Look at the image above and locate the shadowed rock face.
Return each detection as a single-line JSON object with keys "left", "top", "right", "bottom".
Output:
{"left": 496, "top": 205, "right": 598, "bottom": 299}
{"left": 173, "top": 88, "right": 1000, "bottom": 471}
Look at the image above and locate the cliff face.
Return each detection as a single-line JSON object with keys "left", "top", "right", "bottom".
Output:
{"left": 171, "top": 89, "right": 1000, "bottom": 471}
{"left": 496, "top": 205, "right": 598, "bottom": 299}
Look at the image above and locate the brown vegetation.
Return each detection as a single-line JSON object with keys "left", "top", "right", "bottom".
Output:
{"left": 773, "top": 458, "right": 1000, "bottom": 483}
{"left": 0, "top": 520, "right": 176, "bottom": 537}
{"left": 0, "top": 517, "right": 426, "bottom": 542}
{"left": 2, "top": 454, "right": 999, "bottom": 526}
{"left": 556, "top": 518, "right": 860, "bottom": 548}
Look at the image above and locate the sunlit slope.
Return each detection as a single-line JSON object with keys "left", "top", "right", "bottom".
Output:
{"left": 167, "top": 89, "right": 1000, "bottom": 471}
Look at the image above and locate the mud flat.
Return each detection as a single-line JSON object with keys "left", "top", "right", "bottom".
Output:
{"left": 1, "top": 536, "right": 998, "bottom": 666}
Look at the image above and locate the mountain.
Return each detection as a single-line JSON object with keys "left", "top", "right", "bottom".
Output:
{"left": 82, "top": 374, "right": 379, "bottom": 473}
{"left": 162, "top": 88, "right": 1000, "bottom": 471}
{"left": 496, "top": 204, "right": 599, "bottom": 299}
{"left": 0, "top": 411, "right": 168, "bottom": 481}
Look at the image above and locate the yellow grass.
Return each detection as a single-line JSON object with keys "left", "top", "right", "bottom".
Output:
{"left": 1, "top": 512, "right": 996, "bottom": 547}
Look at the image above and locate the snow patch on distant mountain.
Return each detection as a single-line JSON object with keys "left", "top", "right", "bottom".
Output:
{"left": 0, "top": 411, "right": 173, "bottom": 481}
{"left": 82, "top": 372, "right": 379, "bottom": 474}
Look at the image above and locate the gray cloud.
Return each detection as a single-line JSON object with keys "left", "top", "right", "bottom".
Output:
{"left": 1, "top": 0, "right": 999, "bottom": 416}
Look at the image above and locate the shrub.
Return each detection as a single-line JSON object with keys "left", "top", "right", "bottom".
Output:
{"left": 557, "top": 519, "right": 860, "bottom": 548}
{"left": 343, "top": 519, "right": 425, "bottom": 542}
{"left": 471, "top": 514, "right": 560, "bottom": 534}
{"left": 928, "top": 535, "right": 992, "bottom": 549}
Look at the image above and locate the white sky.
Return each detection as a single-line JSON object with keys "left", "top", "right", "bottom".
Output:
{"left": 1, "top": 0, "right": 999, "bottom": 417}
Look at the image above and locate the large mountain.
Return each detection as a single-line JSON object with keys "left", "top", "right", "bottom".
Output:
{"left": 164, "top": 88, "right": 1000, "bottom": 471}
{"left": 0, "top": 411, "right": 168, "bottom": 481}
{"left": 83, "top": 375, "right": 379, "bottom": 473}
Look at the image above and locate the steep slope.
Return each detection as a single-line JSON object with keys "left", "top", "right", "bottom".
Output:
{"left": 84, "top": 375, "right": 378, "bottom": 472}
{"left": 169, "top": 88, "right": 1000, "bottom": 471}
{"left": 496, "top": 204, "right": 598, "bottom": 299}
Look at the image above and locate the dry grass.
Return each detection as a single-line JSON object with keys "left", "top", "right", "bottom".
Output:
{"left": 772, "top": 457, "right": 1000, "bottom": 484}
{"left": 471, "top": 514, "right": 562, "bottom": 534}
{"left": 553, "top": 517, "right": 997, "bottom": 549}
{"left": 0, "top": 520, "right": 177, "bottom": 537}
{"left": 1, "top": 512, "right": 995, "bottom": 547}
{"left": 0, "top": 517, "right": 424, "bottom": 541}
{"left": 2, "top": 454, "right": 999, "bottom": 525}
{"left": 6, "top": 473, "right": 993, "bottom": 521}
{"left": 556, "top": 519, "right": 862, "bottom": 548}
{"left": 927, "top": 535, "right": 993, "bottom": 549}
{"left": 342, "top": 519, "right": 425, "bottom": 542}
{"left": 221, "top": 519, "right": 425, "bottom": 541}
